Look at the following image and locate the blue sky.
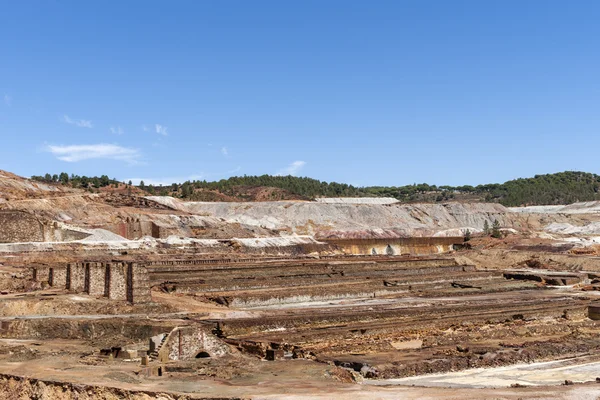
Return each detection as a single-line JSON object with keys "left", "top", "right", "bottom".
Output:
{"left": 1, "top": 1, "right": 599, "bottom": 187}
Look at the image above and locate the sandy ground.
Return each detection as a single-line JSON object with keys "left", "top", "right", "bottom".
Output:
{"left": 1, "top": 355, "right": 600, "bottom": 400}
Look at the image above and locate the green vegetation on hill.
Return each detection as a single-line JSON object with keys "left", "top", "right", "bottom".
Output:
{"left": 31, "top": 173, "right": 120, "bottom": 190}
{"left": 31, "top": 171, "right": 600, "bottom": 207}
{"left": 185, "top": 175, "right": 363, "bottom": 198}
{"left": 362, "top": 171, "right": 600, "bottom": 206}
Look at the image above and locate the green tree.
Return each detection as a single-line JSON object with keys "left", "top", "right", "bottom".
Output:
{"left": 464, "top": 229, "right": 471, "bottom": 242}
{"left": 59, "top": 172, "right": 69, "bottom": 184}
{"left": 491, "top": 219, "right": 502, "bottom": 238}
{"left": 483, "top": 220, "right": 490, "bottom": 235}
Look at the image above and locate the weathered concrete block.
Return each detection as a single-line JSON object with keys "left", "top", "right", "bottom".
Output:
{"left": 266, "top": 349, "right": 285, "bottom": 361}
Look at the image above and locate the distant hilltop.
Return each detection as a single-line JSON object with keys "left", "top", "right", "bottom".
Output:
{"left": 27, "top": 170, "right": 600, "bottom": 207}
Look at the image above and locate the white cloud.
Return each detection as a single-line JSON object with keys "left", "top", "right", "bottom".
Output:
{"left": 4, "top": 95, "right": 11, "bottom": 106}
{"left": 127, "top": 174, "right": 203, "bottom": 186}
{"left": 45, "top": 143, "right": 141, "bottom": 164}
{"left": 110, "top": 126, "right": 124, "bottom": 135}
{"left": 155, "top": 124, "right": 168, "bottom": 136}
{"left": 142, "top": 125, "right": 149, "bottom": 132}
{"left": 63, "top": 115, "right": 93, "bottom": 128}
{"left": 275, "top": 160, "right": 306, "bottom": 176}
{"left": 221, "top": 146, "right": 228, "bottom": 156}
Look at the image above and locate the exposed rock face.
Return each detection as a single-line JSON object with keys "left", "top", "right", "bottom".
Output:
{"left": 147, "top": 198, "right": 513, "bottom": 237}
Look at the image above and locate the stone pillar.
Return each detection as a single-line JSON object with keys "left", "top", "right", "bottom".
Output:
{"left": 52, "top": 267, "right": 67, "bottom": 288}
{"left": 108, "top": 263, "right": 127, "bottom": 301}
{"left": 70, "top": 263, "right": 86, "bottom": 292}
{"left": 88, "top": 262, "right": 105, "bottom": 296}
{"left": 126, "top": 263, "right": 151, "bottom": 304}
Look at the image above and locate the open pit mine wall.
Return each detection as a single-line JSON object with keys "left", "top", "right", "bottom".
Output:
{"left": 0, "top": 210, "right": 88, "bottom": 243}
{"left": 323, "top": 237, "right": 464, "bottom": 256}
{"left": 32, "top": 262, "right": 151, "bottom": 304}
{"left": 156, "top": 199, "right": 518, "bottom": 236}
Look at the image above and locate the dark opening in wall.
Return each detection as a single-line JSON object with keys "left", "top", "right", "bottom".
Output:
{"left": 66, "top": 264, "right": 71, "bottom": 290}
{"left": 385, "top": 244, "right": 395, "bottom": 256}
{"left": 84, "top": 263, "right": 90, "bottom": 293}
{"left": 371, "top": 248, "right": 377, "bottom": 255}
{"left": 104, "top": 264, "right": 111, "bottom": 297}
{"left": 195, "top": 351, "right": 211, "bottom": 358}
{"left": 48, "top": 268, "right": 54, "bottom": 286}
{"left": 126, "top": 262, "right": 134, "bottom": 303}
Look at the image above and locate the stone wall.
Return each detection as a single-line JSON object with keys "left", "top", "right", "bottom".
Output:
{"left": 323, "top": 237, "right": 463, "bottom": 256}
{"left": 0, "top": 211, "right": 44, "bottom": 243}
{"left": 159, "top": 325, "right": 230, "bottom": 362}
{"left": 32, "top": 261, "right": 151, "bottom": 304}
{"left": 108, "top": 220, "right": 166, "bottom": 240}
{"left": 0, "top": 211, "right": 91, "bottom": 243}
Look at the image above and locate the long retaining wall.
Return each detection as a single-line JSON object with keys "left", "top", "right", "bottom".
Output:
{"left": 32, "top": 262, "right": 151, "bottom": 304}
{"left": 322, "top": 237, "right": 463, "bottom": 256}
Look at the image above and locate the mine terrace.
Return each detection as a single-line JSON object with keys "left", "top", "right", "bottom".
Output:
{"left": 2, "top": 170, "right": 600, "bottom": 399}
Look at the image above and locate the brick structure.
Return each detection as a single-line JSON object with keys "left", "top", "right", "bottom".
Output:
{"left": 32, "top": 261, "right": 151, "bottom": 304}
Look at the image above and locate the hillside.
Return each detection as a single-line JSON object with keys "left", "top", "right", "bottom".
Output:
{"left": 149, "top": 171, "right": 600, "bottom": 207}
{"left": 31, "top": 170, "right": 600, "bottom": 207}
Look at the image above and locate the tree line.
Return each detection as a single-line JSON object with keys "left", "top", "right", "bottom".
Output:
{"left": 31, "top": 173, "right": 120, "bottom": 189}
{"left": 31, "top": 171, "right": 600, "bottom": 207}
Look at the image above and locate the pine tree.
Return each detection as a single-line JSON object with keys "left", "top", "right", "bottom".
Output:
{"left": 483, "top": 220, "right": 490, "bottom": 235}
{"left": 491, "top": 219, "right": 502, "bottom": 238}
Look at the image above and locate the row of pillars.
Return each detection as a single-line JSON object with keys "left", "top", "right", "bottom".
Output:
{"left": 33, "top": 262, "right": 147, "bottom": 303}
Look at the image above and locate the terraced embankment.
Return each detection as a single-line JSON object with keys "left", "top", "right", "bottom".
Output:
{"left": 143, "top": 254, "right": 600, "bottom": 380}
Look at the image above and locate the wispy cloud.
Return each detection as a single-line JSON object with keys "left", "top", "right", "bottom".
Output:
{"left": 221, "top": 146, "right": 228, "bottom": 156}
{"left": 155, "top": 124, "right": 168, "bottom": 136}
{"left": 127, "top": 174, "right": 203, "bottom": 186}
{"left": 3, "top": 95, "right": 11, "bottom": 106}
{"left": 45, "top": 143, "right": 141, "bottom": 164}
{"left": 275, "top": 160, "right": 306, "bottom": 176}
{"left": 142, "top": 125, "right": 149, "bottom": 132}
{"left": 110, "top": 126, "right": 124, "bottom": 135}
{"left": 63, "top": 114, "right": 93, "bottom": 128}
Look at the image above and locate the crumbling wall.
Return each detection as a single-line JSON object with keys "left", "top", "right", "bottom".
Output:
{"left": 108, "top": 219, "right": 172, "bottom": 239}
{"left": 161, "top": 325, "right": 230, "bottom": 361}
{"left": 32, "top": 261, "right": 150, "bottom": 304}
{"left": 0, "top": 211, "right": 44, "bottom": 243}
